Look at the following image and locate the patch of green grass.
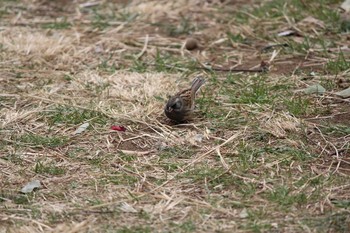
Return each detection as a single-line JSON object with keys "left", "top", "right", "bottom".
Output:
{"left": 2, "top": 153, "right": 24, "bottom": 165}
{"left": 34, "top": 161, "right": 66, "bottom": 175}
{"left": 251, "top": 0, "right": 340, "bottom": 28}
{"left": 154, "top": 50, "right": 181, "bottom": 72}
{"left": 233, "top": 178, "right": 258, "bottom": 198}
{"left": 286, "top": 37, "right": 311, "bottom": 55}
{"left": 183, "top": 165, "right": 244, "bottom": 191}
{"left": 66, "top": 147, "right": 87, "bottom": 159}
{"left": 197, "top": 90, "right": 226, "bottom": 120}
{"left": 130, "top": 59, "right": 148, "bottom": 73}
{"left": 244, "top": 221, "right": 273, "bottom": 233}
{"left": 267, "top": 186, "right": 307, "bottom": 208}
{"left": 91, "top": 8, "right": 137, "bottom": 30}
{"left": 170, "top": 220, "right": 196, "bottom": 233}
{"left": 326, "top": 212, "right": 350, "bottom": 233}
{"left": 1, "top": 192, "right": 37, "bottom": 205}
{"left": 86, "top": 198, "right": 103, "bottom": 206}
{"left": 233, "top": 9, "right": 250, "bottom": 24}
{"left": 91, "top": 9, "right": 112, "bottom": 30}
{"left": 118, "top": 151, "right": 136, "bottom": 162}
{"left": 284, "top": 96, "right": 310, "bottom": 117}
{"left": 331, "top": 199, "right": 350, "bottom": 209}
{"left": 63, "top": 74, "right": 73, "bottom": 81}
{"left": 98, "top": 57, "right": 118, "bottom": 73}
{"left": 107, "top": 173, "right": 138, "bottom": 186}
{"left": 340, "top": 19, "right": 350, "bottom": 32}
{"left": 154, "top": 16, "right": 195, "bottom": 37}
{"left": 14, "top": 194, "right": 30, "bottom": 205}
{"left": 236, "top": 143, "right": 264, "bottom": 169}
{"left": 18, "top": 133, "right": 68, "bottom": 148}
{"left": 41, "top": 20, "right": 71, "bottom": 29}
{"left": 0, "top": 8, "right": 9, "bottom": 18}
{"left": 320, "top": 124, "right": 350, "bottom": 137}
{"left": 320, "top": 76, "right": 337, "bottom": 90}
{"left": 48, "top": 212, "right": 65, "bottom": 224}
{"left": 116, "top": 226, "right": 152, "bottom": 233}
{"left": 281, "top": 147, "right": 313, "bottom": 161}
{"left": 252, "top": 0, "right": 286, "bottom": 19}
{"left": 160, "top": 162, "right": 180, "bottom": 173}
{"left": 87, "top": 156, "right": 106, "bottom": 167}
{"left": 307, "top": 1, "right": 340, "bottom": 30}
{"left": 137, "top": 210, "right": 151, "bottom": 220}
{"left": 130, "top": 50, "right": 198, "bottom": 73}
{"left": 226, "top": 75, "right": 276, "bottom": 105}
{"left": 325, "top": 51, "right": 350, "bottom": 74}
{"left": 302, "top": 212, "right": 350, "bottom": 233}
{"left": 183, "top": 165, "right": 222, "bottom": 183}
{"left": 226, "top": 31, "right": 245, "bottom": 43}
{"left": 43, "top": 106, "right": 109, "bottom": 126}
{"left": 285, "top": 36, "right": 337, "bottom": 57}
{"left": 159, "top": 146, "right": 195, "bottom": 160}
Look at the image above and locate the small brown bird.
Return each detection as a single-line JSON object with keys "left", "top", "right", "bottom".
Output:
{"left": 164, "top": 76, "right": 206, "bottom": 122}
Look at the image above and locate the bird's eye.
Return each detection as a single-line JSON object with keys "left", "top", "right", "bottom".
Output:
{"left": 172, "top": 101, "right": 182, "bottom": 109}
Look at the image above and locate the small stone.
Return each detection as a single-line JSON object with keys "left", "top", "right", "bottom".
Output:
{"left": 185, "top": 38, "right": 199, "bottom": 50}
{"left": 239, "top": 208, "right": 249, "bottom": 218}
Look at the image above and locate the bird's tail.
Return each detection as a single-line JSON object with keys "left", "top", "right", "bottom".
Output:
{"left": 191, "top": 76, "right": 206, "bottom": 94}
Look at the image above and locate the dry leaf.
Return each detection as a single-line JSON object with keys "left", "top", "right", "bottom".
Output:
{"left": 21, "top": 180, "right": 41, "bottom": 193}
{"left": 74, "top": 122, "right": 89, "bottom": 135}
{"left": 303, "top": 84, "right": 326, "bottom": 94}
{"left": 335, "top": 87, "right": 350, "bottom": 98}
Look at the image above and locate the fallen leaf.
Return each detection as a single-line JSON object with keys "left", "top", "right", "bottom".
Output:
{"left": 277, "top": 30, "right": 296, "bottom": 37}
{"left": 21, "top": 180, "right": 41, "bottom": 193}
{"left": 335, "top": 87, "right": 350, "bottom": 98}
{"left": 74, "top": 122, "right": 89, "bottom": 135}
{"left": 111, "top": 125, "right": 126, "bottom": 132}
{"left": 194, "top": 134, "right": 204, "bottom": 143}
{"left": 303, "top": 84, "right": 326, "bottom": 94}
{"left": 239, "top": 208, "right": 249, "bottom": 218}
{"left": 120, "top": 202, "right": 137, "bottom": 213}
{"left": 118, "top": 150, "right": 153, "bottom": 156}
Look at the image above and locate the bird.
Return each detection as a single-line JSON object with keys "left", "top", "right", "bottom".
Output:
{"left": 164, "top": 76, "right": 206, "bottom": 122}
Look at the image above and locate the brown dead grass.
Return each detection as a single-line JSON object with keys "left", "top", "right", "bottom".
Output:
{"left": 1, "top": 0, "right": 350, "bottom": 232}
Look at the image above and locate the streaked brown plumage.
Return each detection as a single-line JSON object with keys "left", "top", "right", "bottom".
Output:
{"left": 164, "top": 76, "right": 205, "bottom": 122}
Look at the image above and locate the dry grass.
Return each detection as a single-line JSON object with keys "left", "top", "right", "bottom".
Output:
{"left": 1, "top": 0, "right": 350, "bottom": 232}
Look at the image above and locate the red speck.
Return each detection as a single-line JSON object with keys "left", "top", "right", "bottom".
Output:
{"left": 110, "top": 125, "right": 126, "bottom": 132}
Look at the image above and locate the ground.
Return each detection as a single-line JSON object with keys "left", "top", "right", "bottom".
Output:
{"left": 0, "top": 0, "right": 350, "bottom": 232}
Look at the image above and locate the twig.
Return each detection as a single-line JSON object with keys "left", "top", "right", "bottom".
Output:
{"left": 135, "top": 34, "right": 149, "bottom": 60}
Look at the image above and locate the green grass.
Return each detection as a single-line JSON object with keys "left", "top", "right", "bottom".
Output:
{"left": 34, "top": 161, "right": 66, "bottom": 175}
{"left": 222, "top": 75, "right": 279, "bottom": 105}
{"left": 267, "top": 186, "right": 307, "bottom": 208}
{"left": 116, "top": 226, "right": 152, "bottom": 233}
{"left": 152, "top": 16, "right": 196, "bottom": 37}
{"left": 106, "top": 173, "right": 139, "bottom": 186}
{"left": 91, "top": 7, "right": 137, "bottom": 30}
{"left": 284, "top": 96, "right": 311, "bottom": 117}
{"left": 17, "top": 133, "right": 68, "bottom": 148}
{"left": 325, "top": 51, "right": 350, "bottom": 74}
{"left": 43, "top": 106, "right": 109, "bottom": 126}
{"left": 170, "top": 220, "right": 196, "bottom": 233}
{"left": 319, "top": 124, "right": 350, "bottom": 137}
{"left": 41, "top": 20, "right": 71, "bottom": 29}
{"left": 98, "top": 58, "right": 118, "bottom": 74}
